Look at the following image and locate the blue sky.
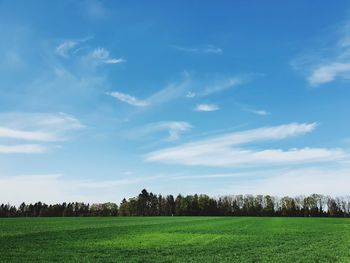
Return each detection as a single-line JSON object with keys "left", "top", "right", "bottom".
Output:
{"left": 1, "top": 0, "right": 350, "bottom": 204}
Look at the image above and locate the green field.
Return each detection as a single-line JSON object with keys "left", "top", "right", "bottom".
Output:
{"left": 1, "top": 217, "right": 350, "bottom": 262}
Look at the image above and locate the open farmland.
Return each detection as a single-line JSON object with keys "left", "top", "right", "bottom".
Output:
{"left": 1, "top": 217, "right": 350, "bottom": 262}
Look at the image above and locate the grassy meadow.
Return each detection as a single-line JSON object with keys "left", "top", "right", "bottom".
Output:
{"left": 1, "top": 217, "right": 350, "bottom": 262}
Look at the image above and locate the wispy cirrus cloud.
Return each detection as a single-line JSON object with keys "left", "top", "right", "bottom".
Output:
{"left": 0, "top": 112, "right": 84, "bottom": 154}
{"left": 0, "top": 127, "right": 55, "bottom": 142}
{"left": 90, "top": 47, "right": 125, "bottom": 64}
{"left": 194, "top": 104, "right": 219, "bottom": 112}
{"left": 55, "top": 39, "right": 125, "bottom": 65}
{"left": 308, "top": 62, "right": 350, "bottom": 86}
{"left": 201, "top": 77, "right": 242, "bottom": 96}
{"left": 55, "top": 40, "right": 79, "bottom": 58}
{"left": 108, "top": 74, "right": 191, "bottom": 108}
{"left": 108, "top": 91, "right": 149, "bottom": 107}
{"left": 147, "top": 81, "right": 189, "bottom": 106}
{"left": 145, "top": 123, "right": 346, "bottom": 167}
{"left": 0, "top": 112, "right": 84, "bottom": 136}
{"left": 293, "top": 20, "right": 350, "bottom": 86}
{"left": 108, "top": 73, "right": 250, "bottom": 111}
{"left": 235, "top": 103, "right": 270, "bottom": 116}
{"left": 133, "top": 121, "right": 192, "bottom": 141}
{"left": 194, "top": 73, "right": 261, "bottom": 97}
{"left": 0, "top": 144, "right": 47, "bottom": 154}
{"left": 55, "top": 37, "right": 92, "bottom": 58}
{"left": 104, "top": 58, "right": 125, "bottom": 64}
{"left": 246, "top": 109, "right": 270, "bottom": 116}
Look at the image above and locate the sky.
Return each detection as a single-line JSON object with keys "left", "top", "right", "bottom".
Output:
{"left": 1, "top": 0, "right": 350, "bottom": 204}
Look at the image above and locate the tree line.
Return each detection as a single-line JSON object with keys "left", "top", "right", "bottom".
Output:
{"left": 1, "top": 189, "right": 350, "bottom": 217}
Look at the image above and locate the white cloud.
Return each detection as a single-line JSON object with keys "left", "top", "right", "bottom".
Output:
{"left": 202, "top": 47, "right": 223, "bottom": 54}
{"left": 0, "top": 112, "right": 84, "bottom": 138}
{"left": 56, "top": 41, "right": 125, "bottom": 65}
{"left": 146, "top": 81, "right": 189, "bottom": 106}
{"left": 108, "top": 76, "right": 191, "bottom": 109}
{"left": 104, "top": 58, "right": 125, "bottom": 64}
{"left": 0, "top": 127, "right": 55, "bottom": 142}
{"left": 308, "top": 62, "right": 350, "bottom": 86}
{"left": 0, "top": 112, "right": 84, "bottom": 154}
{"left": 0, "top": 144, "right": 47, "bottom": 154}
{"left": 182, "top": 73, "right": 255, "bottom": 98}
{"left": 90, "top": 47, "right": 125, "bottom": 65}
{"left": 108, "top": 91, "right": 149, "bottom": 107}
{"left": 201, "top": 77, "right": 242, "bottom": 96}
{"left": 295, "top": 20, "right": 350, "bottom": 86}
{"left": 194, "top": 104, "right": 219, "bottom": 112}
{"left": 91, "top": 47, "right": 109, "bottom": 59}
{"left": 247, "top": 109, "right": 270, "bottom": 116}
{"left": 55, "top": 40, "right": 78, "bottom": 57}
{"left": 147, "top": 146, "right": 343, "bottom": 168}
{"left": 172, "top": 45, "right": 223, "bottom": 54}
{"left": 145, "top": 123, "right": 345, "bottom": 167}
{"left": 137, "top": 121, "right": 192, "bottom": 141}
{"left": 108, "top": 74, "right": 247, "bottom": 113}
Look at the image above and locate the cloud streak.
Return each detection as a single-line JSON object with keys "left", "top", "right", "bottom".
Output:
{"left": 308, "top": 62, "right": 350, "bottom": 86}
{"left": 0, "top": 112, "right": 84, "bottom": 154}
{"left": 104, "top": 58, "right": 125, "bottom": 64}
{"left": 201, "top": 78, "right": 242, "bottom": 96}
{"left": 145, "top": 123, "right": 345, "bottom": 167}
{"left": 108, "top": 75, "right": 191, "bottom": 109}
{"left": 136, "top": 121, "right": 192, "bottom": 141}
{"left": 55, "top": 40, "right": 125, "bottom": 65}
{"left": 0, "top": 127, "right": 55, "bottom": 142}
{"left": 194, "top": 104, "right": 219, "bottom": 112}
{"left": 0, "top": 144, "right": 47, "bottom": 154}
{"left": 0, "top": 112, "right": 84, "bottom": 137}
{"left": 55, "top": 40, "right": 78, "bottom": 57}
{"left": 247, "top": 109, "right": 270, "bottom": 116}
{"left": 108, "top": 91, "right": 149, "bottom": 107}
{"left": 90, "top": 47, "right": 125, "bottom": 64}
{"left": 108, "top": 74, "right": 247, "bottom": 112}
{"left": 295, "top": 20, "right": 350, "bottom": 86}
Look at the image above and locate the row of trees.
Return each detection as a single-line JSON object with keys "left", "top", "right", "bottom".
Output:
{"left": 0, "top": 202, "right": 118, "bottom": 217}
{"left": 118, "top": 190, "right": 350, "bottom": 217}
{"left": 1, "top": 189, "right": 350, "bottom": 217}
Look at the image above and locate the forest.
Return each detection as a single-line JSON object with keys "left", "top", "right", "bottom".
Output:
{"left": 1, "top": 189, "right": 350, "bottom": 217}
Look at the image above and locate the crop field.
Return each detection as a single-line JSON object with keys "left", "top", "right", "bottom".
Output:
{"left": 1, "top": 217, "right": 350, "bottom": 262}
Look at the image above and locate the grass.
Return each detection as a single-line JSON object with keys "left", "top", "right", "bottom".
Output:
{"left": 1, "top": 217, "right": 350, "bottom": 262}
